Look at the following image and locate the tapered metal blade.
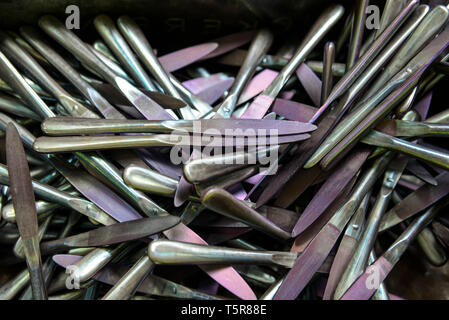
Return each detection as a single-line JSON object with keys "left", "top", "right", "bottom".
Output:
{"left": 195, "top": 78, "right": 234, "bottom": 105}
{"left": 6, "top": 123, "right": 38, "bottom": 239}
{"left": 43, "top": 215, "right": 181, "bottom": 249}
{"left": 201, "top": 30, "right": 255, "bottom": 60}
{"left": 240, "top": 94, "right": 274, "bottom": 119}
{"left": 91, "top": 82, "right": 186, "bottom": 109}
{"left": 296, "top": 63, "right": 321, "bottom": 106}
{"left": 41, "top": 117, "right": 316, "bottom": 136}
{"left": 406, "top": 159, "right": 438, "bottom": 186}
{"left": 291, "top": 174, "right": 358, "bottom": 253}
{"left": 291, "top": 149, "right": 371, "bottom": 236}
{"left": 274, "top": 223, "right": 341, "bottom": 299}
{"left": 238, "top": 69, "right": 278, "bottom": 105}
{"left": 380, "top": 171, "right": 449, "bottom": 231}
{"left": 217, "top": 48, "right": 252, "bottom": 66}
{"left": 340, "top": 256, "right": 392, "bottom": 300}
{"left": 159, "top": 43, "right": 218, "bottom": 72}
{"left": 48, "top": 157, "right": 142, "bottom": 223}
{"left": 113, "top": 77, "right": 173, "bottom": 120}
{"left": 413, "top": 91, "right": 432, "bottom": 120}
{"left": 323, "top": 234, "right": 358, "bottom": 300}
{"left": 201, "top": 187, "right": 291, "bottom": 240}
{"left": 182, "top": 73, "right": 229, "bottom": 93}
{"left": 272, "top": 98, "right": 317, "bottom": 122}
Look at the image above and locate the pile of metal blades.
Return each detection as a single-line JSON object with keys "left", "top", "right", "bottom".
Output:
{"left": 1, "top": 1, "right": 449, "bottom": 301}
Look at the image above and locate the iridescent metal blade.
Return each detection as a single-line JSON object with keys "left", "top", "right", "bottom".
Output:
{"left": 6, "top": 123, "right": 46, "bottom": 300}
{"left": 296, "top": 63, "right": 321, "bottom": 106}
{"left": 380, "top": 171, "right": 449, "bottom": 231}
{"left": 406, "top": 159, "right": 438, "bottom": 186}
{"left": 341, "top": 199, "right": 448, "bottom": 300}
{"left": 237, "top": 69, "right": 278, "bottom": 105}
{"left": 40, "top": 215, "right": 180, "bottom": 253}
{"left": 159, "top": 43, "right": 218, "bottom": 72}
{"left": 41, "top": 117, "right": 316, "bottom": 136}
{"left": 163, "top": 222, "right": 257, "bottom": 300}
{"left": 291, "top": 149, "right": 371, "bottom": 236}
{"left": 90, "top": 82, "right": 186, "bottom": 109}
{"left": 274, "top": 152, "right": 392, "bottom": 299}
{"left": 323, "top": 192, "right": 369, "bottom": 300}
{"left": 195, "top": 78, "right": 234, "bottom": 105}
{"left": 182, "top": 73, "right": 230, "bottom": 93}
{"left": 201, "top": 30, "right": 255, "bottom": 60}
{"left": 33, "top": 133, "right": 310, "bottom": 153}
{"left": 272, "top": 99, "right": 316, "bottom": 122}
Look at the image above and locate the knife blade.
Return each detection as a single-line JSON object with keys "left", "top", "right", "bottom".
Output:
{"left": 40, "top": 215, "right": 180, "bottom": 254}
{"left": 41, "top": 117, "right": 316, "bottom": 136}
{"left": 5, "top": 123, "right": 47, "bottom": 300}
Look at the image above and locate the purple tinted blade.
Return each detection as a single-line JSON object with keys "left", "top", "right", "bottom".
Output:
{"left": 292, "top": 150, "right": 370, "bottom": 236}
{"left": 110, "top": 148, "right": 182, "bottom": 180}
{"left": 413, "top": 91, "right": 432, "bottom": 120}
{"left": 163, "top": 223, "right": 257, "bottom": 300}
{"left": 291, "top": 175, "right": 358, "bottom": 253}
{"left": 255, "top": 107, "right": 345, "bottom": 207}
{"left": 196, "top": 78, "right": 234, "bottom": 105}
{"left": 201, "top": 30, "right": 256, "bottom": 60}
{"left": 274, "top": 223, "right": 341, "bottom": 299}
{"left": 296, "top": 63, "right": 322, "bottom": 106}
{"left": 381, "top": 171, "right": 449, "bottom": 231}
{"left": 52, "top": 254, "right": 82, "bottom": 267}
{"left": 114, "top": 78, "right": 173, "bottom": 121}
{"left": 197, "top": 277, "right": 220, "bottom": 296}
{"left": 406, "top": 159, "right": 437, "bottom": 186}
{"left": 49, "top": 158, "right": 142, "bottom": 222}
{"left": 240, "top": 95, "right": 274, "bottom": 119}
{"left": 245, "top": 170, "right": 267, "bottom": 185}
{"left": 158, "top": 43, "right": 218, "bottom": 72}
{"left": 198, "top": 119, "right": 316, "bottom": 135}
{"left": 216, "top": 48, "right": 247, "bottom": 66}
{"left": 274, "top": 166, "right": 322, "bottom": 208}
{"left": 263, "top": 112, "right": 277, "bottom": 120}
{"left": 182, "top": 74, "right": 229, "bottom": 93}
{"left": 174, "top": 146, "right": 200, "bottom": 207}
{"left": 228, "top": 183, "right": 247, "bottom": 201}
{"left": 279, "top": 90, "right": 295, "bottom": 100}
{"left": 272, "top": 99, "right": 317, "bottom": 122}
{"left": 340, "top": 256, "right": 392, "bottom": 300}
{"left": 323, "top": 235, "right": 358, "bottom": 300}
{"left": 238, "top": 69, "right": 278, "bottom": 105}
{"left": 115, "top": 103, "right": 145, "bottom": 119}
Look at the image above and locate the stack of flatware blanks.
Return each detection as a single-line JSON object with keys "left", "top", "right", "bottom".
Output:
{"left": 0, "top": 1, "right": 449, "bottom": 301}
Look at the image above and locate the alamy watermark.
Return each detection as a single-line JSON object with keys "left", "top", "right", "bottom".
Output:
{"left": 366, "top": 5, "right": 380, "bottom": 30}
{"left": 65, "top": 5, "right": 80, "bottom": 29}
{"left": 365, "top": 264, "right": 382, "bottom": 290}
{"left": 168, "top": 121, "right": 280, "bottom": 175}
{"left": 65, "top": 265, "right": 80, "bottom": 290}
